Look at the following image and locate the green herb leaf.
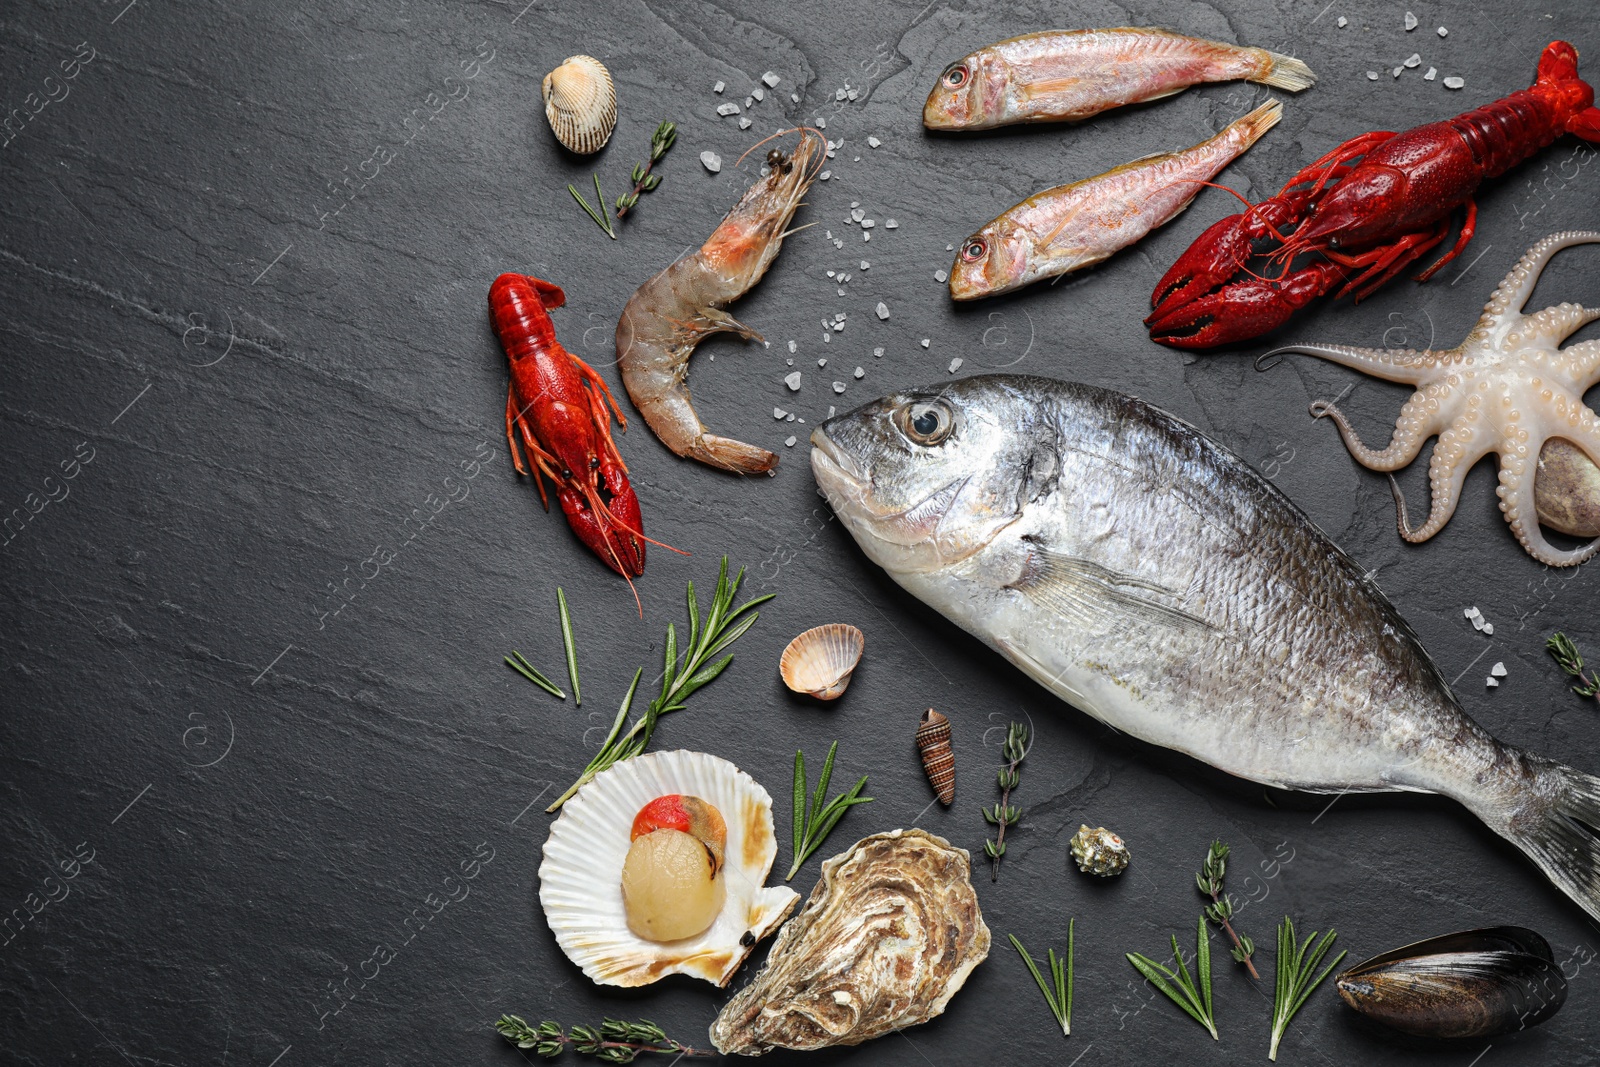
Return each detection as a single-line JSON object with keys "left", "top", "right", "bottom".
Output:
{"left": 1267, "top": 916, "right": 1345, "bottom": 1061}
{"left": 557, "top": 588, "right": 581, "bottom": 706}
{"left": 1127, "top": 918, "right": 1219, "bottom": 1040}
{"left": 787, "top": 742, "right": 873, "bottom": 880}
{"left": 505, "top": 650, "right": 566, "bottom": 699}
{"left": 1011, "top": 926, "right": 1074, "bottom": 1037}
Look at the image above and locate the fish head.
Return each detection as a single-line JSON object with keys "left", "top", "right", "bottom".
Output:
{"left": 947, "top": 217, "right": 1032, "bottom": 300}
{"left": 701, "top": 129, "right": 825, "bottom": 287}
{"left": 922, "top": 48, "right": 1008, "bottom": 129}
{"left": 811, "top": 377, "right": 1041, "bottom": 575}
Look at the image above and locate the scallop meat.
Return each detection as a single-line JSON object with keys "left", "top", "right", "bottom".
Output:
{"left": 779, "top": 623, "right": 864, "bottom": 700}
{"left": 542, "top": 55, "right": 617, "bottom": 155}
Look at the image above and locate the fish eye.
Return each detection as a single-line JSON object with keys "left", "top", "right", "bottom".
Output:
{"left": 902, "top": 400, "right": 954, "bottom": 446}
{"left": 961, "top": 238, "right": 987, "bottom": 262}
{"left": 942, "top": 63, "right": 969, "bottom": 89}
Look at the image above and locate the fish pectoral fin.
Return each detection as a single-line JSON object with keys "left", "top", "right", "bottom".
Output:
{"left": 1012, "top": 548, "right": 1214, "bottom": 634}
{"left": 697, "top": 307, "right": 765, "bottom": 343}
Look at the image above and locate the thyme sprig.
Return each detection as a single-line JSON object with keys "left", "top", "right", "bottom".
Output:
{"left": 506, "top": 650, "right": 566, "bottom": 699}
{"left": 615, "top": 121, "right": 676, "bottom": 219}
{"left": 495, "top": 1015, "right": 713, "bottom": 1063}
{"left": 546, "top": 558, "right": 772, "bottom": 812}
{"left": 558, "top": 587, "right": 581, "bottom": 706}
{"left": 1010, "top": 921, "right": 1074, "bottom": 1037}
{"left": 567, "top": 172, "right": 617, "bottom": 239}
{"left": 1127, "top": 915, "right": 1218, "bottom": 1040}
{"left": 982, "top": 721, "right": 1027, "bottom": 881}
{"left": 788, "top": 740, "right": 873, "bottom": 881}
{"left": 1547, "top": 632, "right": 1600, "bottom": 699}
{"left": 1197, "top": 840, "right": 1260, "bottom": 979}
{"left": 1268, "top": 917, "right": 1345, "bottom": 1061}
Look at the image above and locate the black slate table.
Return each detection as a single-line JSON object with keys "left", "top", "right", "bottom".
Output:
{"left": 3, "top": 1, "right": 1598, "bottom": 1064}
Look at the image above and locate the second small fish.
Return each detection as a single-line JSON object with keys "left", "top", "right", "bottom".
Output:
{"left": 948, "top": 101, "right": 1280, "bottom": 301}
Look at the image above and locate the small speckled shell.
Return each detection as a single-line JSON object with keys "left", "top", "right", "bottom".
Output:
{"left": 539, "top": 749, "right": 799, "bottom": 987}
{"left": 542, "top": 55, "right": 616, "bottom": 155}
{"left": 779, "top": 624, "right": 864, "bottom": 700}
{"left": 915, "top": 708, "right": 955, "bottom": 804}
{"left": 1069, "top": 824, "right": 1129, "bottom": 877}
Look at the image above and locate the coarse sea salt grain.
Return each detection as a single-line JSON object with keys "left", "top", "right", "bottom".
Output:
{"left": 835, "top": 88, "right": 847, "bottom": 101}
{"left": 819, "top": 170, "right": 831, "bottom": 180}
{"left": 1366, "top": 71, "right": 1379, "bottom": 80}
{"left": 885, "top": 219, "right": 898, "bottom": 229}
{"left": 773, "top": 408, "right": 787, "bottom": 419}
{"left": 1486, "top": 676, "right": 1500, "bottom": 688}
{"left": 700, "top": 151, "right": 722, "bottom": 173}
{"left": 1484, "top": 623, "right": 1495, "bottom": 635}
{"left": 816, "top": 117, "right": 826, "bottom": 129}
{"left": 1492, "top": 662, "right": 1508, "bottom": 677}
{"left": 738, "top": 116, "right": 752, "bottom": 129}
{"left": 873, "top": 346, "right": 884, "bottom": 357}
{"left": 1438, "top": 26, "right": 1448, "bottom": 37}
{"left": 817, "top": 358, "right": 827, "bottom": 366}
{"left": 847, "top": 88, "right": 858, "bottom": 101}
{"left": 1405, "top": 53, "right": 1421, "bottom": 67}
{"left": 864, "top": 232, "right": 871, "bottom": 242}
{"left": 784, "top": 372, "right": 802, "bottom": 390}
{"left": 717, "top": 102, "right": 740, "bottom": 116}
{"left": 1444, "top": 76, "right": 1464, "bottom": 89}
{"left": 876, "top": 302, "right": 890, "bottom": 319}
{"left": 785, "top": 436, "right": 796, "bottom": 447}
{"left": 920, "top": 338, "right": 930, "bottom": 348}
{"left": 948, "top": 357, "right": 963, "bottom": 373}
{"left": 854, "top": 366, "right": 864, "bottom": 378}
{"left": 861, "top": 260, "right": 870, "bottom": 269}
{"left": 1424, "top": 67, "right": 1437, "bottom": 80}
{"left": 833, "top": 381, "right": 846, "bottom": 393}
{"left": 1336, "top": 15, "right": 1347, "bottom": 28}
{"left": 862, "top": 219, "right": 875, "bottom": 229}
{"left": 851, "top": 207, "right": 864, "bottom": 221}
{"left": 791, "top": 93, "right": 800, "bottom": 102}
{"left": 1393, "top": 67, "right": 1403, "bottom": 78}
{"left": 714, "top": 80, "right": 725, "bottom": 93}
{"left": 762, "top": 71, "right": 780, "bottom": 87}
{"left": 935, "top": 269, "right": 948, "bottom": 282}
{"left": 1405, "top": 11, "right": 1418, "bottom": 30}
{"left": 868, "top": 136, "right": 881, "bottom": 148}
{"left": 752, "top": 88, "right": 764, "bottom": 102}
{"left": 788, "top": 340, "right": 797, "bottom": 353}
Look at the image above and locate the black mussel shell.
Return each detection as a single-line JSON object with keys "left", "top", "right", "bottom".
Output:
{"left": 1336, "top": 927, "right": 1567, "bottom": 1039}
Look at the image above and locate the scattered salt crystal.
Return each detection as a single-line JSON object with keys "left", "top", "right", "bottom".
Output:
{"left": 818, "top": 358, "right": 828, "bottom": 366}
{"left": 717, "top": 102, "right": 741, "bottom": 116}
{"left": 853, "top": 156, "right": 860, "bottom": 161}
{"left": 1404, "top": 11, "right": 1418, "bottom": 30}
{"left": 745, "top": 96, "right": 753, "bottom": 107}
{"left": 788, "top": 340, "right": 797, "bottom": 353}
{"left": 832, "top": 321, "right": 844, "bottom": 331}
{"left": 835, "top": 88, "right": 847, "bottom": 101}
{"left": 1484, "top": 623, "right": 1495, "bottom": 635}
{"left": 816, "top": 117, "right": 826, "bottom": 129}
{"left": 1405, "top": 53, "right": 1421, "bottom": 67}
{"left": 762, "top": 71, "right": 780, "bottom": 87}
{"left": 948, "top": 357, "right": 963, "bottom": 373}
{"left": 1366, "top": 71, "right": 1379, "bottom": 80}
{"left": 863, "top": 232, "right": 871, "bottom": 242}
{"left": 946, "top": 243, "right": 954, "bottom": 251}
{"left": 851, "top": 201, "right": 860, "bottom": 208}
{"left": 868, "top": 135, "right": 881, "bottom": 148}
{"left": 860, "top": 260, "right": 870, "bottom": 269}
{"left": 934, "top": 269, "right": 948, "bottom": 283}
{"left": 876, "top": 302, "right": 890, "bottom": 320}
{"left": 826, "top": 269, "right": 835, "bottom": 278}
{"left": 827, "top": 407, "right": 835, "bottom": 418}
{"left": 752, "top": 88, "right": 765, "bottom": 102}
{"left": 785, "top": 372, "right": 802, "bottom": 390}
{"left": 786, "top": 413, "right": 795, "bottom": 421}
{"left": 822, "top": 332, "right": 831, "bottom": 341}
{"left": 851, "top": 207, "right": 864, "bottom": 222}
{"left": 819, "top": 170, "right": 831, "bottom": 180}
{"left": 833, "top": 381, "right": 846, "bottom": 393}
{"left": 847, "top": 88, "right": 858, "bottom": 101}
{"left": 790, "top": 93, "right": 799, "bottom": 102}
{"left": 785, "top": 436, "right": 796, "bottom": 447}
{"left": 700, "top": 151, "right": 722, "bottom": 173}
{"left": 884, "top": 219, "right": 898, "bottom": 229}
{"left": 714, "top": 80, "right": 725, "bottom": 93}
{"left": 773, "top": 407, "right": 787, "bottom": 419}
{"left": 738, "top": 116, "right": 752, "bottom": 129}
{"left": 1438, "top": 26, "right": 1448, "bottom": 37}
{"left": 833, "top": 238, "right": 843, "bottom": 248}
{"left": 1424, "top": 67, "right": 1437, "bottom": 80}
{"left": 1444, "top": 76, "right": 1464, "bottom": 89}
{"left": 1464, "top": 606, "right": 1481, "bottom": 619}
{"left": 1392, "top": 67, "right": 1403, "bottom": 78}
{"left": 1491, "top": 662, "right": 1508, "bottom": 677}
{"left": 920, "top": 338, "right": 930, "bottom": 348}
{"left": 873, "top": 347, "right": 884, "bottom": 357}
{"left": 853, "top": 366, "right": 864, "bottom": 378}
{"left": 836, "top": 311, "right": 846, "bottom": 321}
{"left": 1486, "top": 676, "right": 1500, "bottom": 688}
{"left": 837, "top": 287, "right": 846, "bottom": 296}
{"left": 1336, "top": 15, "right": 1347, "bottom": 27}
{"left": 861, "top": 219, "right": 875, "bottom": 229}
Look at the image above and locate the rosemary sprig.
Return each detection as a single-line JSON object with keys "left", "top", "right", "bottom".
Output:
{"left": 1010, "top": 921, "right": 1074, "bottom": 1037}
{"left": 1547, "top": 632, "right": 1600, "bottom": 699}
{"left": 788, "top": 740, "right": 873, "bottom": 880}
{"left": 558, "top": 587, "right": 581, "bottom": 706}
{"left": 546, "top": 558, "right": 772, "bottom": 811}
{"left": 506, "top": 649, "right": 566, "bottom": 699}
{"left": 567, "top": 173, "right": 617, "bottom": 239}
{"left": 615, "top": 121, "right": 676, "bottom": 219}
{"left": 1127, "top": 915, "right": 1218, "bottom": 1040}
{"left": 982, "top": 721, "right": 1027, "bottom": 881}
{"left": 1197, "top": 840, "right": 1260, "bottom": 980}
{"left": 495, "top": 1015, "right": 714, "bottom": 1062}
{"left": 1268, "top": 917, "right": 1344, "bottom": 1061}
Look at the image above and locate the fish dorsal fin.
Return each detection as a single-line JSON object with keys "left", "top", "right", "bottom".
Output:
{"left": 1011, "top": 546, "right": 1213, "bottom": 634}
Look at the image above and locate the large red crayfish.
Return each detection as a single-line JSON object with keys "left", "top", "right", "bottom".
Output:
{"left": 1147, "top": 41, "right": 1600, "bottom": 348}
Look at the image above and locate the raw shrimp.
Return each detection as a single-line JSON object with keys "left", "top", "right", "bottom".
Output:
{"left": 616, "top": 129, "right": 825, "bottom": 474}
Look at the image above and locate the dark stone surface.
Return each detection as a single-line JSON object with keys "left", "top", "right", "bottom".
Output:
{"left": 2, "top": 1, "right": 1597, "bottom": 1064}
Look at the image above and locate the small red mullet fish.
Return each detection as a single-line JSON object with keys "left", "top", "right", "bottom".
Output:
{"left": 949, "top": 101, "right": 1282, "bottom": 300}
{"left": 924, "top": 27, "right": 1313, "bottom": 130}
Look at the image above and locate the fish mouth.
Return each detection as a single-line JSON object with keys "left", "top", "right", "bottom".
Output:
{"left": 809, "top": 427, "right": 867, "bottom": 486}
{"left": 810, "top": 428, "right": 969, "bottom": 544}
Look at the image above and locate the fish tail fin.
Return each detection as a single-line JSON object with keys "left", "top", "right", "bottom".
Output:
{"left": 1253, "top": 50, "right": 1316, "bottom": 92}
{"left": 1472, "top": 753, "right": 1600, "bottom": 923}
{"left": 1225, "top": 99, "right": 1283, "bottom": 149}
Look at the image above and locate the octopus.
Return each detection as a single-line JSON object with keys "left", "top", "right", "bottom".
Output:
{"left": 1265, "top": 231, "right": 1600, "bottom": 566}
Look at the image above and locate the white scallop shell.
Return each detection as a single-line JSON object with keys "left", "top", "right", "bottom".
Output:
{"left": 539, "top": 750, "right": 799, "bottom": 987}
{"left": 780, "top": 623, "right": 864, "bottom": 700}
{"left": 541, "top": 55, "right": 616, "bottom": 155}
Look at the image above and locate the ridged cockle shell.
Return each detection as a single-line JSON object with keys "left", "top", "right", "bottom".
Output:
{"left": 779, "top": 623, "right": 864, "bottom": 700}
{"left": 710, "top": 828, "right": 990, "bottom": 1054}
{"left": 915, "top": 708, "right": 955, "bottom": 804}
{"left": 542, "top": 55, "right": 617, "bottom": 155}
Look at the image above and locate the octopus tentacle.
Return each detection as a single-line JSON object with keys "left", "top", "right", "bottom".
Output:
{"left": 1261, "top": 343, "right": 1442, "bottom": 385}
{"left": 1500, "top": 424, "right": 1600, "bottom": 567}
{"left": 1310, "top": 391, "right": 1442, "bottom": 471}
{"left": 1560, "top": 337, "right": 1600, "bottom": 392}
{"left": 1477, "top": 231, "right": 1600, "bottom": 329}
{"left": 1393, "top": 422, "right": 1497, "bottom": 543}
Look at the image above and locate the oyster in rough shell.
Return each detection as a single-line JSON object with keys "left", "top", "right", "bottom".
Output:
{"left": 1336, "top": 926, "right": 1567, "bottom": 1038}
{"left": 710, "top": 828, "right": 990, "bottom": 1055}
{"left": 539, "top": 749, "right": 799, "bottom": 987}
{"left": 542, "top": 55, "right": 617, "bottom": 155}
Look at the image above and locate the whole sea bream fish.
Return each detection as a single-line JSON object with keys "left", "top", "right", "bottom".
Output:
{"left": 949, "top": 101, "right": 1280, "bottom": 300}
{"left": 811, "top": 375, "right": 1600, "bottom": 921}
{"left": 923, "top": 28, "right": 1314, "bottom": 130}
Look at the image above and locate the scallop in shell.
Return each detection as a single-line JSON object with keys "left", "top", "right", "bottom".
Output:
{"left": 542, "top": 55, "right": 616, "bottom": 155}
{"left": 779, "top": 623, "right": 864, "bottom": 700}
{"left": 711, "top": 828, "right": 990, "bottom": 1054}
{"left": 539, "top": 749, "right": 799, "bottom": 987}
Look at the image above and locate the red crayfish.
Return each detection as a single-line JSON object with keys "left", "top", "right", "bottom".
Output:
{"left": 1147, "top": 40, "right": 1600, "bottom": 348}
{"left": 490, "top": 273, "right": 660, "bottom": 587}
